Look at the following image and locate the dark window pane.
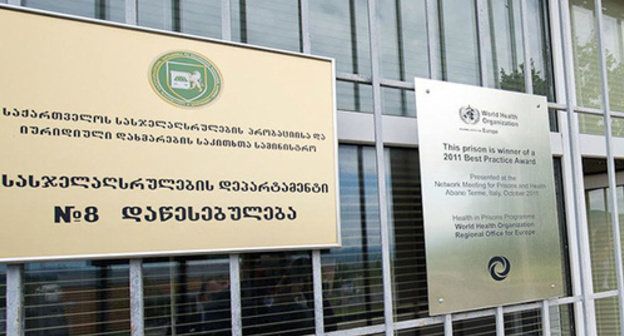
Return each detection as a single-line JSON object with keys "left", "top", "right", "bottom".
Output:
{"left": 138, "top": 0, "right": 221, "bottom": 38}
{"left": 24, "top": 261, "right": 130, "bottom": 335}
{"left": 377, "top": 0, "right": 429, "bottom": 81}
{"left": 323, "top": 145, "right": 383, "bottom": 331}
{"left": 505, "top": 309, "right": 542, "bottom": 335}
{"left": 549, "top": 108, "right": 559, "bottom": 133}
{"left": 550, "top": 304, "right": 576, "bottom": 335}
{"left": 385, "top": 148, "right": 428, "bottom": 320}
{"left": 396, "top": 325, "right": 444, "bottom": 335}
{"left": 231, "top": 0, "right": 301, "bottom": 52}
{"left": 438, "top": 0, "right": 480, "bottom": 85}
{"left": 241, "top": 252, "right": 314, "bottom": 336}
{"left": 554, "top": 158, "right": 573, "bottom": 297}
{"left": 454, "top": 316, "right": 496, "bottom": 336}
{"left": 0, "top": 265, "right": 5, "bottom": 334}
{"left": 310, "top": 0, "right": 371, "bottom": 76}
{"left": 143, "top": 256, "right": 231, "bottom": 335}
{"left": 23, "top": 0, "right": 125, "bottom": 22}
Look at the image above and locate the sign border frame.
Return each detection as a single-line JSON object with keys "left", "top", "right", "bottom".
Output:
{"left": 0, "top": 4, "right": 341, "bottom": 262}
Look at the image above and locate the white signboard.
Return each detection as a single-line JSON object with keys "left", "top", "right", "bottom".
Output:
{"left": 415, "top": 78, "right": 563, "bottom": 315}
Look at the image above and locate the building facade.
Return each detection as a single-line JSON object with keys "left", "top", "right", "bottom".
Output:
{"left": 1, "top": 0, "right": 624, "bottom": 335}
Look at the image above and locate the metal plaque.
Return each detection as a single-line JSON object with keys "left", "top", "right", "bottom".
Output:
{"left": 415, "top": 78, "right": 563, "bottom": 315}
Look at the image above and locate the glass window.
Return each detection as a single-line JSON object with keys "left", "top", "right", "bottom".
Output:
{"left": 23, "top": 261, "right": 130, "bottom": 335}
{"left": 377, "top": 0, "right": 430, "bottom": 81}
{"left": 0, "top": 265, "right": 5, "bottom": 334}
{"left": 143, "top": 256, "right": 231, "bottom": 335}
{"left": 453, "top": 316, "right": 496, "bottom": 335}
{"left": 23, "top": 0, "right": 125, "bottom": 22}
{"left": 322, "top": 145, "right": 383, "bottom": 331}
{"left": 396, "top": 325, "right": 444, "bottom": 335}
{"left": 584, "top": 158, "right": 624, "bottom": 293}
{"left": 231, "top": 0, "right": 301, "bottom": 52}
{"left": 527, "top": 0, "right": 555, "bottom": 100}
{"left": 138, "top": 0, "right": 221, "bottom": 39}
{"left": 337, "top": 81, "right": 374, "bottom": 113}
{"left": 382, "top": 87, "right": 416, "bottom": 117}
{"left": 504, "top": 309, "right": 542, "bottom": 335}
{"left": 578, "top": 113, "right": 624, "bottom": 137}
{"left": 385, "top": 148, "right": 428, "bottom": 321}
{"left": 483, "top": 0, "right": 526, "bottom": 92}
{"left": 596, "top": 296, "right": 620, "bottom": 335}
{"left": 554, "top": 159, "right": 574, "bottom": 297}
{"left": 481, "top": 0, "right": 554, "bottom": 99}
{"left": 603, "top": 0, "right": 624, "bottom": 113}
{"left": 550, "top": 304, "right": 576, "bottom": 336}
{"left": 241, "top": 252, "right": 314, "bottom": 335}
{"left": 310, "top": 0, "right": 371, "bottom": 76}
{"left": 570, "top": 0, "right": 602, "bottom": 109}
{"left": 438, "top": 0, "right": 480, "bottom": 85}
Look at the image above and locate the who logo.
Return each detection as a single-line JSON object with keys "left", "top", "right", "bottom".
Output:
{"left": 149, "top": 51, "right": 222, "bottom": 107}
{"left": 459, "top": 105, "right": 481, "bottom": 124}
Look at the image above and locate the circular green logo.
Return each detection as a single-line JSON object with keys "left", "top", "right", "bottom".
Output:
{"left": 149, "top": 51, "right": 222, "bottom": 107}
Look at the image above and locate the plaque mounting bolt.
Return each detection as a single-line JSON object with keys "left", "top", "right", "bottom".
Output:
{"left": 426, "top": 89, "right": 430, "bottom": 94}
{"left": 438, "top": 298, "right": 444, "bottom": 304}
{"left": 551, "top": 284, "right": 556, "bottom": 288}
{"left": 537, "top": 104, "right": 541, "bottom": 108}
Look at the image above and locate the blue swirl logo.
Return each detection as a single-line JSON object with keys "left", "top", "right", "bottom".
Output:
{"left": 488, "top": 256, "right": 511, "bottom": 281}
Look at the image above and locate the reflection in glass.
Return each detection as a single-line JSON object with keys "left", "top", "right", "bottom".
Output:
{"left": 438, "top": 0, "right": 480, "bottom": 85}
{"left": 484, "top": 0, "right": 525, "bottom": 92}
{"left": 143, "top": 256, "right": 231, "bottom": 335}
{"left": 527, "top": 0, "right": 555, "bottom": 99}
{"left": 231, "top": 0, "right": 301, "bottom": 52}
{"left": 310, "top": 0, "right": 371, "bottom": 76}
{"left": 603, "top": 0, "right": 624, "bottom": 112}
{"left": 23, "top": 0, "right": 125, "bottom": 22}
{"left": 377, "top": 0, "right": 430, "bottom": 81}
{"left": 240, "top": 252, "right": 314, "bottom": 335}
{"left": 570, "top": 0, "right": 602, "bottom": 109}
{"left": 138, "top": 0, "right": 221, "bottom": 38}
{"left": 322, "top": 145, "right": 383, "bottom": 331}
{"left": 23, "top": 261, "right": 130, "bottom": 335}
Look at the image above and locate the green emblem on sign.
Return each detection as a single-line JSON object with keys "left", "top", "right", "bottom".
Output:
{"left": 149, "top": 51, "right": 222, "bottom": 107}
